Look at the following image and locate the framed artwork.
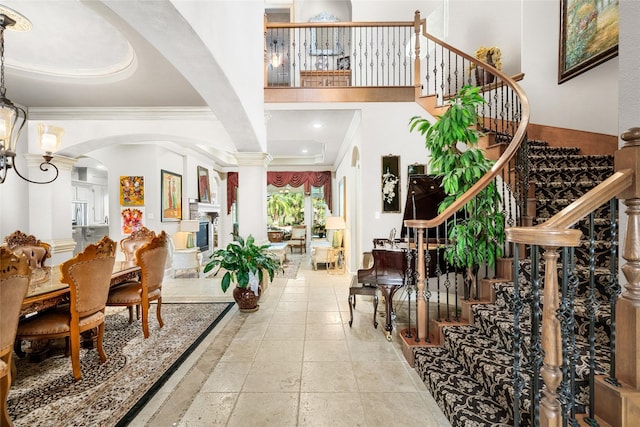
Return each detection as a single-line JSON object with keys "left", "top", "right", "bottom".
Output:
{"left": 382, "top": 155, "right": 400, "bottom": 213}
{"left": 197, "top": 166, "right": 211, "bottom": 203}
{"left": 161, "top": 169, "right": 182, "bottom": 222}
{"left": 559, "top": 0, "right": 618, "bottom": 84}
{"left": 119, "top": 176, "right": 144, "bottom": 206}
{"left": 338, "top": 176, "right": 346, "bottom": 221}
{"left": 337, "top": 56, "right": 350, "bottom": 70}
{"left": 408, "top": 163, "right": 426, "bottom": 176}
{"left": 120, "top": 207, "right": 144, "bottom": 235}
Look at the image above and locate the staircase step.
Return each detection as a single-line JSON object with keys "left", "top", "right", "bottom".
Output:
{"left": 530, "top": 166, "right": 613, "bottom": 185}
{"left": 528, "top": 145, "right": 580, "bottom": 155}
{"left": 413, "top": 345, "right": 515, "bottom": 427}
{"left": 529, "top": 154, "right": 613, "bottom": 169}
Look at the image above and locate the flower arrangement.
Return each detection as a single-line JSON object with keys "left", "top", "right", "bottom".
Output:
{"left": 473, "top": 45, "right": 502, "bottom": 70}
{"left": 382, "top": 168, "right": 399, "bottom": 204}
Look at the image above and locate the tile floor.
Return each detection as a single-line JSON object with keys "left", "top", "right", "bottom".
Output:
{"left": 131, "top": 255, "right": 452, "bottom": 426}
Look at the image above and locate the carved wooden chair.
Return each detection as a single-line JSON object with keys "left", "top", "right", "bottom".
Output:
{"left": 120, "top": 226, "right": 156, "bottom": 264}
{"left": 107, "top": 231, "right": 168, "bottom": 338}
{"left": 0, "top": 247, "right": 31, "bottom": 427}
{"left": 15, "top": 236, "right": 116, "bottom": 381}
{"left": 3, "top": 230, "right": 51, "bottom": 284}
{"left": 289, "top": 225, "right": 306, "bottom": 253}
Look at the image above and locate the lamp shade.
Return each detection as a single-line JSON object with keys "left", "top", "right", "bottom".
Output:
{"left": 325, "top": 216, "right": 345, "bottom": 230}
{"left": 180, "top": 220, "right": 200, "bottom": 232}
{"left": 38, "top": 124, "right": 63, "bottom": 154}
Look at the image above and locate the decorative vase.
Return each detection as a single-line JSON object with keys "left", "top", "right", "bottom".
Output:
{"left": 474, "top": 59, "right": 496, "bottom": 86}
{"left": 233, "top": 286, "right": 262, "bottom": 312}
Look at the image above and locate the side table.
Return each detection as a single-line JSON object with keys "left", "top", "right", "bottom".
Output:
{"left": 327, "top": 247, "right": 345, "bottom": 274}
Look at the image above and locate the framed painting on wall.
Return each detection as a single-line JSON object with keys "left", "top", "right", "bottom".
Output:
{"left": 408, "top": 163, "right": 426, "bottom": 176}
{"left": 121, "top": 207, "right": 144, "bottom": 235}
{"left": 382, "top": 155, "right": 400, "bottom": 213}
{"left": 161, "top": 169, "right": 182, "bottom": 222}
{"left": 197, "top": 166, "right": 211, "bottom": 203}
{"left": 559, "top": 0, "right": 618, "bottom": 83}
{"left": 119, "top": 176, "right": 144, "bottom": 206}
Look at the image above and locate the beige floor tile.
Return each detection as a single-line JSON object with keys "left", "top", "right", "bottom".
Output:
{"left": 352, "top": 361, "right": 419, "bottom": 392}
{"left": 276, "top": 300, "right": 309, "bottom": 312}
{"left": 307, "top": 299, "right": 341, "bottom": 311}
{"left": 270, "top": 310, "right": 308, "bottom": 324}
{"left": 255, "top": 339, "right": 304, "bottom": 362}
{"left": 306, "top": 310, "right": 342, "bottom": 324}
{"left": 305, "top": 322, "right": 346, "bottom": 340}
{"left": 232, "top": 322, "right": 269, "bottom": 341}
{"left": 361, "top": 392, "right": 446, "bottom": 426}
{"left": 298, "top": 392, "right": 367, "bottom": 427}
{"left": 180, "top": 392, "right": 238, "bottom": 426}
{"left": 242, "top": 360, "right": 302, "bottom": 392}
{"left": 220, "top": 339, "right": 260, "bottom": 362}
{"left": 263, "top": 322, "right": 307, "bottom": 340}
{"left": 301, "top": 361, "right": 358, "bottom": 393}
{"left": 226, "top": 392, "right": 299, "bottom": 427}
{"left": 303, "top": 340, "right": 351, "bottom": 362}
{"left": 348, "top": 340, "right": 402, "bottom": 362}
{"left": 200, "top": 361, "right": 252, "bottom": 392}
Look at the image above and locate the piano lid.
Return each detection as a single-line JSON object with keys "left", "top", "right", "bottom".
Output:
{"left": 400, "top": 174, "right": 447, "bottom": 240}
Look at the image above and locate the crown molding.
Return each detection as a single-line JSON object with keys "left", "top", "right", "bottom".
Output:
{"left": 27, "top": 107, "right": 217, "bottom": 121}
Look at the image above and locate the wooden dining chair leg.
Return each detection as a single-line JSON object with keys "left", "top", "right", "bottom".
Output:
{"left": 136, "top": 304, "right": 140, "bottom": 320}
{"left": 156, "top": 298, "right": 164, "bottom": 329}
{"left": 1, "top": 358, "right": 12, "bottom": 427}
{"left": 69, "top": 332, "right": 82, "bottom": 381}
{"left": 127, "top": 306, "right": 134, "bottom": 324}
{"left": 141, "top": 300, "right": 150, "bottom": 339}
{"left": 96, "top": 323, "right": 107, "bottom": 363}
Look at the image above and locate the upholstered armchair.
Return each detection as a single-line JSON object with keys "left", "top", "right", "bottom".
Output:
{"left": 15, "top": 236, "right": 116, "bottom": 381}
{"left": 0, "top": 247, "right": 31, "bottom": 427}
{"left": 107, "top": 231, "right": 168, "bottom": 338}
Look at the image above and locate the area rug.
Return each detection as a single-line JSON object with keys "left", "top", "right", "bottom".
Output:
{"left": 7, "top": 302, "right": 234, "bottom": 427}
{"left": 278, "top": 253, "right": 302, "bottom": 279}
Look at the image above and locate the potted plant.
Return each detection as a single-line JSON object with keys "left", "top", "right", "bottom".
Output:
{"left": 409, "top": 85, "right": 505, "bottom": 299}
{"left": 203, "top": 234, "right": 280, "bottom": 312}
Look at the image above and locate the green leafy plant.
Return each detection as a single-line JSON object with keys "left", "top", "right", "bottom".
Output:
{"left": 409, "top": 85, "right": 505, "bottom": 274}
{"left": 203, "top": 235, "right": 280, "bottom": 293}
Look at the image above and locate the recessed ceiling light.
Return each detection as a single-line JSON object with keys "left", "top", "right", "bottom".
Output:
{"left": 312, "top": 123, "right": 323, "bottom": 129}
{"left": 302, "top": 149, "right": 308, "bottom": 153}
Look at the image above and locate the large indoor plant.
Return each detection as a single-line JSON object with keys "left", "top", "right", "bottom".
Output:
{"left": 409, "top": 85, "right": 505, "bottom": 298}
{"left": 203, "top": 234, "right": 280, "bottom": 311}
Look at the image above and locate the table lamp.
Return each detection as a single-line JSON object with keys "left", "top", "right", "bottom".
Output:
{"left": 180, "top": 220, "right": 200, "bottom": 248}
{"left": 325, "top": 216, "right": 345, "bottom": 248}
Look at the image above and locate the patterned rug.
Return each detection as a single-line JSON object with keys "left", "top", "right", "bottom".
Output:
{"left": 277, "top": 253, "right": 302, "bottom": 279}
{"left": 7, "top": 302, "right": 234, "bottom": 427}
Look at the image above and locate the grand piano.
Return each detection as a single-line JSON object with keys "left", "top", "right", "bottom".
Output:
{"left": 355, "top": 175, "right": 448, "bottom": 340}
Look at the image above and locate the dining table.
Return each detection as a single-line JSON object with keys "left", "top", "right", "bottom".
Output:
{"left": 20, "top": 261, "right": 142, "bottom": 318}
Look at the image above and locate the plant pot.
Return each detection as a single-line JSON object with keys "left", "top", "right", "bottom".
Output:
{"left": 233, "top": 286, "right": 262, "bottom": 312}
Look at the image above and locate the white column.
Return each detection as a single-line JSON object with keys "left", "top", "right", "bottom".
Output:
{"left": 235, "top": 152, "right": 272, "bottom": 243}
{"left": 26, "top": 154, "right": 77, "bottom": 264}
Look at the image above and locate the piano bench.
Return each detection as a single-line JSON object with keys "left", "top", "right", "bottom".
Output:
{"left": 348, "top": 275, "right": 378, "bottom": 329}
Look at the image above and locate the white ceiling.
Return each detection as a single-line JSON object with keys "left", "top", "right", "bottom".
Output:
{"left": 0, "top": 1, "right": 354, "bottom": 167}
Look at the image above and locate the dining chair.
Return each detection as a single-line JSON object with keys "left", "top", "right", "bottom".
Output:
{"left": 15, "top": 236, "right": 116, "bottom": 381}
{"left": 119, "top": 226, "right": 156, "bottom": 322}
{"left": 289, "top": 225, "right": 306, "bottom": 253}
{"left": 0, "top": 247, "right": 31, "bottom": 427}
{"left": 107, "top": 231, "right": 168, "bottom": 338}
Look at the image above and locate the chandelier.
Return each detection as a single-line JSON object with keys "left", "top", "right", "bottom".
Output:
{"left": 0, "top": 6, "right": 62, "bottom": 185}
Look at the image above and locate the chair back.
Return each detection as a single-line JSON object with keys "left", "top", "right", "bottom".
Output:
{"left": 3, "top": 230, "right": 51, "bottom": 269}
{"left": 291, "top": 226, "right": 306, "bottom": 240}
{"left": 61, "top": 236, "right": 116, "bottom": 318}
{"left": 120, "top": 226, "right": 156, "bottom": 262}
{"left": 0, "top": 247, "right": 31, "bottom": 355}
{"left": 136, "top": 231, "right": 169, "bottom": 294}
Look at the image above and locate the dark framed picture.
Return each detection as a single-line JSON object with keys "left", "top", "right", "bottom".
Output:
{"left": 558, "top": 0, "right": 618, "bottom": 84}
{"left": 161, "top": 169, "right": 182, "bottom": 222}
{"left": 197, "top": 166, "right": 211, "bottom": 203}
{"left": 381, "top": 155, "right": 400, "bottom": 213}
{"left": 337, "top": 56, "right": 350, "bottom": 70}
{"left": 408, "top": 163, "right": 426, "bottom": 176}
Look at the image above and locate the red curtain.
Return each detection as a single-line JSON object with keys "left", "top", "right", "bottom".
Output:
{"left": 226, "top": 171, "right": 332, "bottom": 214}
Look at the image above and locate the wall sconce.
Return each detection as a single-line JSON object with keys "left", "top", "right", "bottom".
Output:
{"left": 0, "top": 6, "right": 61, "bottom": 185}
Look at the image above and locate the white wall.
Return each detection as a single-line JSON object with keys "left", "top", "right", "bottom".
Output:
{"left": 521, "top": 0, "right": 618, "bottom": 135}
